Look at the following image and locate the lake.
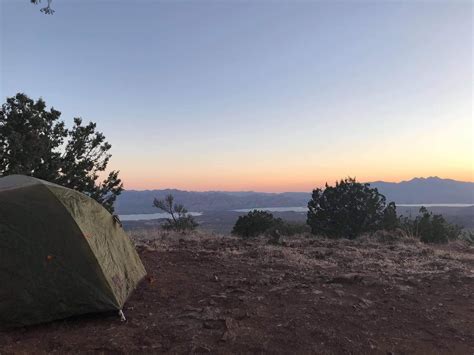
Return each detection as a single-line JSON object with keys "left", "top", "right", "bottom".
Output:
{"left": 119, "top": 212, "right": 202, "bottom": 221}
{"left": 236, "top": 204, "right": 473, "bottom": 212}
{"left": 234, "top": 206, "right": 307, "bottom": 213}
{"left": 397, "top": 204, "right": 473, "bottom": 207}
{"left": 120, "top": 204, "right": 473, "bottom": 221}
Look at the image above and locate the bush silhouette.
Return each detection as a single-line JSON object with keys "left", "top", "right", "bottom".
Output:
{"left": 232, "top": 210, "right": 280, "bottom": 238}
{"left": 401, "top": 207, "right": 461, "bottom": 244}
{"left": 307, "top": 177, "right": 396, "bottom": 239}
{"left": 381, "top": 202, "right": 399, "bottom": 230}
{"left": 232, "top": 210, "right": 308, "bottom": 238}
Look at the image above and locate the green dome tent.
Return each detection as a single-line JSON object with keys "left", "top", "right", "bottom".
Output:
{"left": 0, "top": 175, "right": 146, "bottom": 327}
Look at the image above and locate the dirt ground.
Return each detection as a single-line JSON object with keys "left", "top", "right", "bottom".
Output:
{"left": 1, "top": 232, "right": 473, "bottom": 354}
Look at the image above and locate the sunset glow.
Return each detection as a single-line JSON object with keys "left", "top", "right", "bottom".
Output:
{"left": 2, "top": 1, "right": 472, "bottom": 192}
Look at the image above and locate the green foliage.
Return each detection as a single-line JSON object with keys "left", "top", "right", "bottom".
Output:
{"left": 232, "top": 210, "right": 308, "bottom": 239}
{"left": 0, "top": 93, "right": 123, "bottom": 213}
{"left": 153, "top": 194, "right": 198, "bottom": 232}
{"left": 307, "top": 177, "right": 394, "bottom": 239}
{"left": 232, "top": 210, "right": 277, "bottom": 238}
{"left": 400, "top": 207, "right": 462, "bottom": 244}
{"left": 459, "top": 230, "right": 474, "bottom": 246}
{"left": 381, "top": 202, "right": 399, "bottom": 230}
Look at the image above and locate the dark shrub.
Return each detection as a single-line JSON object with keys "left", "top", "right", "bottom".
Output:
{"left": 232, "top": 210, "right": 276, "bottom": 238}
{"left": 307, "top": 177, "right": 396, "bottom": 239}
{"left": 381, "top": 202, "right": 399, "bottom": 230}
{"left": 403, "top": 207, "right": 462, "bottom": 244}
{"left": 232, "top": 210, "right": 309, "bottom": 239}
{"left": 459, "top": 230, "right": 474, "bottom": 245}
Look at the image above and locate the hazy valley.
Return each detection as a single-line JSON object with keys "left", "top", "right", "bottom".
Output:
{"left": 118, "top": 177, "right": 474, "bottom": 233}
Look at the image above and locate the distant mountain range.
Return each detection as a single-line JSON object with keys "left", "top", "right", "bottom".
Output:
{"left": 115, "top": 177, "right": 474, "bottom": 214}
{"left": 115, "top": 189, "right": 310, "bottom": 214}
{"left": 370, "top": 177, "right": 474, "bottom": 205}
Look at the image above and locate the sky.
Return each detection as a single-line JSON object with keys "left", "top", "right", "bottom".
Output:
{"left": 1, "top": 0, "right": 472, "bottom": 192}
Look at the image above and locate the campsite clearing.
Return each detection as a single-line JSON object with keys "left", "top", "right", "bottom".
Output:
{"left": 1, "top": 233, "right": 473, "bottom": 353}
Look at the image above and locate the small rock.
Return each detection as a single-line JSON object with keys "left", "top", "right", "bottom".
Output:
{"left": 220, "top": 318, "right": 237, "bottom": 342}
{"left": 193, "top": 345, "right": 211, "bottom": 353}
{"left": 326, "top": 273, "right": 363, "bottom": 284}
{"left": 184, "top": 306, "right": 202, "bottom": 312}
{"left": 359, "top": 298, "right": 374, "bottom": 308}
{"left": 203, "top": 320, "right": 223, "bottom": 330}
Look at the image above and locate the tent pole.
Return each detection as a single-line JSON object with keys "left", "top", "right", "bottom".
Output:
{"left": 118, "top": 310, "right": 126, "bottom": 322}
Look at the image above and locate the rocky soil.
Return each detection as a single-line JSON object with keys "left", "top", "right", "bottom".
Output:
{"left": 1, "top": 232, "right": 473, "bottom": 354}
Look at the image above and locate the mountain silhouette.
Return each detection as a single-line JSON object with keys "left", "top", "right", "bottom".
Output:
{"left": 115, "top": 177, "right": 474, "bottom": 214}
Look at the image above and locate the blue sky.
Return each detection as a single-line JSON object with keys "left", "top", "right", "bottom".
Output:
{"left": 1, "top": 0, "right": 472, "bottom": 191}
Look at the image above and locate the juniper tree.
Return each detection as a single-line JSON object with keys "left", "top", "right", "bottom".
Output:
{"left": 307, "top": 177, "right": 396, "bottom": 239}
{"left": 0, "top": 93, "right": 123, "bottom": 213}
{"left": 232, "top": 210, "right": 279, "bottom": 238}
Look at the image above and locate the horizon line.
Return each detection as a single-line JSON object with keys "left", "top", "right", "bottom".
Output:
{"left": 122, "top": 176, "right": 474, "bottom": 193}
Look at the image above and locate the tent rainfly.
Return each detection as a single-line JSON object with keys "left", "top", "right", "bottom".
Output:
{"left": 0, "top": 175, "right": 146, "bottom": 327}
